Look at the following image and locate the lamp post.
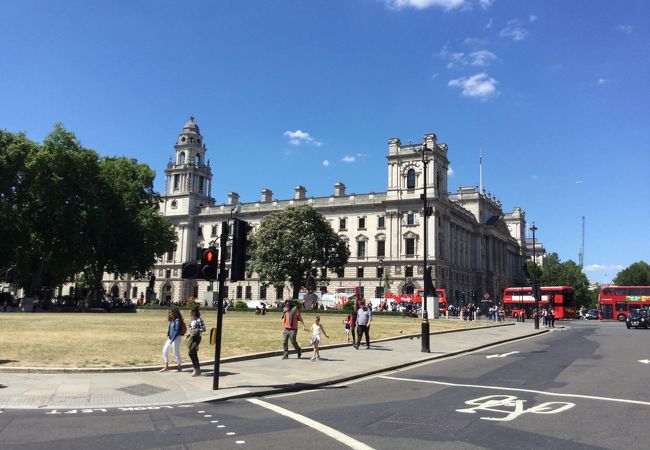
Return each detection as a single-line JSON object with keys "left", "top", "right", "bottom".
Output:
{"left": 420, "top": 143, "right": 433, "bottom": 353}
{"left": 378, "top": 258, "right": 384, "bottom": 303}
{"left": 530, "top": 221, "right": 539, "bottom": 330}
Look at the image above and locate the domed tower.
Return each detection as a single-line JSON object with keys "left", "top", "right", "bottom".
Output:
{"left": 162, "top": 117, "right": 214, "bottom": 216}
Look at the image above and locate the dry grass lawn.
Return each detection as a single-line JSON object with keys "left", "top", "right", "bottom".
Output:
{"left": 0, "top": 310, "right": 488, "bottom": 368}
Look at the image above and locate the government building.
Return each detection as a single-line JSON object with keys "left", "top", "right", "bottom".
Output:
{"left": 103, "top": 118, "right": 540, "bottom": 307}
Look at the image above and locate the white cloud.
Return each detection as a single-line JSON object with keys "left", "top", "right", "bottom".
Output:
{"left": 283, "top": 130, "right": 321, "bottom": 146}
{"left": 342, "top": 155, "right": 357, "bottom": 163}
{"left": 448, "top": 166, "right": 454, "bottom": 176}
{"left": 383, "top": 0, "right": 466, "bottom": 11}
{"left": 529, "top": 15, "right": 537, "bottom": 22}
{"left": 616, "top": 24, "right": 633, "bottom": 34}
{"left": 479, "top": 0, "right": 494, "bottom": 9}
{"left": 464, "top": 37, "right": 488, "bottom": 48}
{"left": 322, "top": 160, "right": 330, "bottom": 167}
{"left": 500, "top": 19, "right": 528, "bottom": 41}
{"left": 440, "top": 46, "right": 497, "bottom": 68}
{"left": 575, "top": 180, "right": 583, "bottom": 184}
{"left": 585, "top": 264, "right": 624, "bottom": 272}
{"left": 448, "top": 73, "right": 498, "bottom": 99}
{"left": 597, "top": 78, "right": 608, "bottom": 85}
{"left": 486, "top": 17, "right": 493, "bottom": 29}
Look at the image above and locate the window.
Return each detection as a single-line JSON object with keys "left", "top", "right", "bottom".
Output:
{"left": 165, "top": 269, "right": 171, "bottom": 279}
{"left": 320, "top": 268, "right": 327, "bottom": 278}
{"left": 211, "top": 225, "right": 217, "bottom": 237}
{"left": 339, "top": 218, "right": 347, "bottom": 230}
{"left": 405, "top": 266, "right": 413, "bottom": 277}
{"left": 167, "top": 251, "right": 174, "bottom": 262}
{"left": 260, "top": 285, "right": 267, "bottom": 299}
{"left": 377, "top": 267, "right": 384, "bottom": 278}
{"left": 616, "top": 301, "right": 628, "bottom": 311}
{"left": 357, "top": 241, "right": 366, "bottom": 258}
{"left": 173, "top": 174, "right": 180, "bottom": 190}
{"left": 236, "top": 286, "right": 242, "bottom": 299}
{"left": 245, "top": 286, "right": 252, "bottom": 300}
{"left": 357, "top": 267, "right": 364, "bottom": 278}
{"left": 358, "top": 217, "right": 366, "bottom": 229}
{"left": 628, "top": 288, "right": 641, "bottom": 296}
{"left": 132, "top": 287, "right": 138, "bottom": 298}
{"left": 197, "top": 226, "right": 202, "bottom": 236}
{"left": 179, "top": 152, "right": 185, "bottom": 164}
{"left": 407, "top": 169, "right": 416, "bottom": 189}
{"left": 407, "top": 213, "right": 414, "bottom": 225}
{"left": 614, "top": 288, "right": 627, "bottom": 296}
{"left": 198, "top": 176, "right": 204, "bottom": 193}
{"left": 193, "top": 284, "right": 199, "bottom": 298}
{"left": 336, "top": 268, "right": 344, "bottom": 278}
{"left": 276, "top": 285, "right": 284, "bottom": 299}
{"left": 378, "top": 216, "right": 385, "bottom": 228}
{"left": 377, "top": 240, "right": 385, "bottom": 257}
{"left": 406, "top": 238, "right": 415, "bottom": 256}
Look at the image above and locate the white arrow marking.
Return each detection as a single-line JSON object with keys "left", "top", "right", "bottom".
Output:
{"left": 486, "top": 351, "right": 520, "bottom": 359}
{"left": 639, "top": 359, "right": 650, "bottom": 364}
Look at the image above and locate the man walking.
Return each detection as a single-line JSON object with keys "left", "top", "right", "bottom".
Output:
{"left": 281, "top": 299, "right": 306, "bottom": 359}
{"left": 354, "top": 301, "right": 372, "bottom": 349}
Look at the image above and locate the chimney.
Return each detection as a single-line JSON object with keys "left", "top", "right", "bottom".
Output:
{"left": 261, "top": 188, "right": 273, "bottom": 203}
{"left": 294, "top": 185, "right": 306, "bottom": 200}
{"left": 227, "top": 192, "right": 239, "bottom": 205}
{"left": 334, "top": 182, "right": 346, "bottom": 197}
{"left": 423, "top": 133, "right": 437, "bottom": 151}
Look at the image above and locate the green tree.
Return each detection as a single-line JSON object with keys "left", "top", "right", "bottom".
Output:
{"left": 614, "top": 261, "right": 650, "bottom": 286}
{"left": 535, "top": 252, "right": 590, "bottom": 308}
{"left": 83, "top": 156, "right": 177, "bottom": 305}
{"left": 249, "top": 206, "right": 350, "bottom": 299}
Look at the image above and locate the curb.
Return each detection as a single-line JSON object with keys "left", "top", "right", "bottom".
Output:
{"left": 0, "top": 322, "right": 515, "bottom": 374}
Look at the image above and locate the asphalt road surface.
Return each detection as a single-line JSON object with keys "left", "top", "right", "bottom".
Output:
{"left": 2, "top": 320, "right": 649, "bottom": 449}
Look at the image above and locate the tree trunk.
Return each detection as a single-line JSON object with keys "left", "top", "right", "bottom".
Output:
{"left": 292, "top": 283, "right": 301, "bottom": 300}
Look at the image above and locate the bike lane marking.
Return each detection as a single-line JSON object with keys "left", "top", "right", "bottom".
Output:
{"left": 380, "top": 375, "right": 650, "bottom": 407}
{"left": 248, "top": 398, "right": 375, "bottom": 450}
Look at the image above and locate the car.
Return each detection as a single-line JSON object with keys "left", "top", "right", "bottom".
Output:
{"left": 626, "top": 308, "right": 650, "bottom": 329}
{"left": 584, "top": 309, "right": 599, "bottom": 320}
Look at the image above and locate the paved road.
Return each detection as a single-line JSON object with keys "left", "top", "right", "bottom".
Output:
{"left": 2, "top": 320, "right": 649, "bottom": 449}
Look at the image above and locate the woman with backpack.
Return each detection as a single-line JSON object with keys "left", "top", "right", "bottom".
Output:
{"left": 186, "top": 307, "right": 206, "bottom": 376}
{"left": 160, "top": 308, "right": 185, "bottom": 372}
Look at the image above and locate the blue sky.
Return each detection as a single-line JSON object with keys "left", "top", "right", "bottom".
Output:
{"left": 1, "top": 0, "right": 649, "bottom": 283}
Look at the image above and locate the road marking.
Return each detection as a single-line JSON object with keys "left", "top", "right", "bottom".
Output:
{"left": 227, "top": 432, "right": 236, "bottom": 435}
{"left": 235, "top": 441, "right": 245, "bottom": 445}
{"left": 248, "top": 398, "right": 375, "bottom": 450}
{"left": 486, "top": 351, "right": 520, "bottom": 359}
{"left": 456, "top": 395, "right": 574, "bottom": 421}
{"left": 380, "top": 376, "right": 650, "bottom": 407}
{"left": 639, "top": 359, "right": 650, "bottom": 364}
{"left": 210, "top": 420, "right": 219, "bottom": 423}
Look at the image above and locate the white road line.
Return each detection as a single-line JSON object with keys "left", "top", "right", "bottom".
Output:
{"left": 380, "top": 376, "right": 650, "bottom": 407}
{"left": 248, "top": 398, "right": 375, "bottom": 450}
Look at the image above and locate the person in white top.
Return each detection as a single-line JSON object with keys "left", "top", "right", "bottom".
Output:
{"left": 310, "top": 316, "right": 329, "bottom": 360}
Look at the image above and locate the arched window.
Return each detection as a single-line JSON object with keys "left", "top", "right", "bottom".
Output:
{"left": 195, "top": 154, "right": 201, "bottom": 166}
{"left": 407, "top": 169, "right": 416, "bottom": 189}
{"left": 179, "top": 152, "right": 185, "bottom": 165}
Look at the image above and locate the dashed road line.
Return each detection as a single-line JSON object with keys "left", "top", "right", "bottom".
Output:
{"left": 380, "top": 376, "right": 650, "bottom": 407}
{"left": 248, "top": 398, "right": 375, "bottom": 450}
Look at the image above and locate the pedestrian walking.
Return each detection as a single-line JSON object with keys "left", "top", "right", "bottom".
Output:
{"left": 350, "top": 303, "right": 359, "bottom": 344}
{"left": 186, "top": 307, "right": 206, "bottom": 376}
{"left": 160, "top": 308, "right": 185, "bottom": 372}
{"left": 281, "top": 300, "right": 307, "bottom": 359}
{"left": 310, "top": 315, "right": 330, "bottom": 360}
{"left": 549, "top": 308, "right": 556, "bottom": 328}
{"left": 354, "top": 301, "right": 372, "bottom": 349}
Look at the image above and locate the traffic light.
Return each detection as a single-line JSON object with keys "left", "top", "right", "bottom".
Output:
{"left": 201, "top": 247, "right": 219, "bottom": 280}
{"left": 424, "top": 266, "right": 435, "bottom": 296}
{"left": 230, "top": 218, "right": 252, "bottom": 282}
{"left": 181, "top": 262, "right": 200, "bottom": 279}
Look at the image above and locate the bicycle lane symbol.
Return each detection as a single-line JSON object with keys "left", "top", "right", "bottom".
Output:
{"left": 456, "top": 395, "right": 575, "bottom": 422}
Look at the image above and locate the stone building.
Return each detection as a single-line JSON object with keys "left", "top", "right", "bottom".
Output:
{"left": 103, "top": 118, "right": 536, "bottom": 307}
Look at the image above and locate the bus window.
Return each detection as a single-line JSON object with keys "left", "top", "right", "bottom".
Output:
{"left": 628, "top": 288, "right": 640, "bottom": 296}
{"left": 614, "top": 288, "right": 627, "bottom": 296}
{"left": 641, "top": 288, "right": 650, "bottom": 296}
{"left": 603, "top": 288, "right": 613, "bottom": 295}
{"left": 615, "top": 302, "right": 628, "bottom": 311}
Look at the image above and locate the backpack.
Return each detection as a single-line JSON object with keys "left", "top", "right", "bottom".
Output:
{"left": 180, "top": 321, "right": 187, "bottom": 336}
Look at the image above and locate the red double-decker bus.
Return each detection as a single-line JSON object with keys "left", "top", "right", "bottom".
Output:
{"left": 385, "top": 288, "right": 448, "bottom": 313}
{"left": 503, "top": 286, "right": 576, "bottom": 319}
{"left": 597, "top": 286, "right": 650, "bottom": 321}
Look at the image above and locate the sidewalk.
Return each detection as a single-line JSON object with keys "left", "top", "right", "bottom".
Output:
{"left": 0, "top": 322, "right": 548, "bottom": 410}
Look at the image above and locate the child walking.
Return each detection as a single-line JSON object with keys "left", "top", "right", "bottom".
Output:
{"left": 310, "top": 315, "right": 329, "bottom": 360}
{"left": 343, "top": 314, "right": 351, "bottom": 342}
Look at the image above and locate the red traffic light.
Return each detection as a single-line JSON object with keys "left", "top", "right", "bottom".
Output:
{"left": 202, "top": 249, "right": 217, "bottom": 264}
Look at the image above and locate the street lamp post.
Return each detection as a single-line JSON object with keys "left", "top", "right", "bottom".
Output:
{"left": 378, "top": 258, "right": 384, "bottom": 302}
{"left": 420, "top": 143, "right": 433, "bottom": 353}
{"left": 530, "top": 222, "right": 539, "bottom": 330}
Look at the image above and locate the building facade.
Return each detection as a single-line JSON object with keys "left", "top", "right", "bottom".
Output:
{"left": 103, "top": 118, "right": 535, "bottom": 307}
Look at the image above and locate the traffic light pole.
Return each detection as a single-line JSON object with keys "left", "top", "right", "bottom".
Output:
{"left": 212, "top": 220, "right": 228, "bottom": 390}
